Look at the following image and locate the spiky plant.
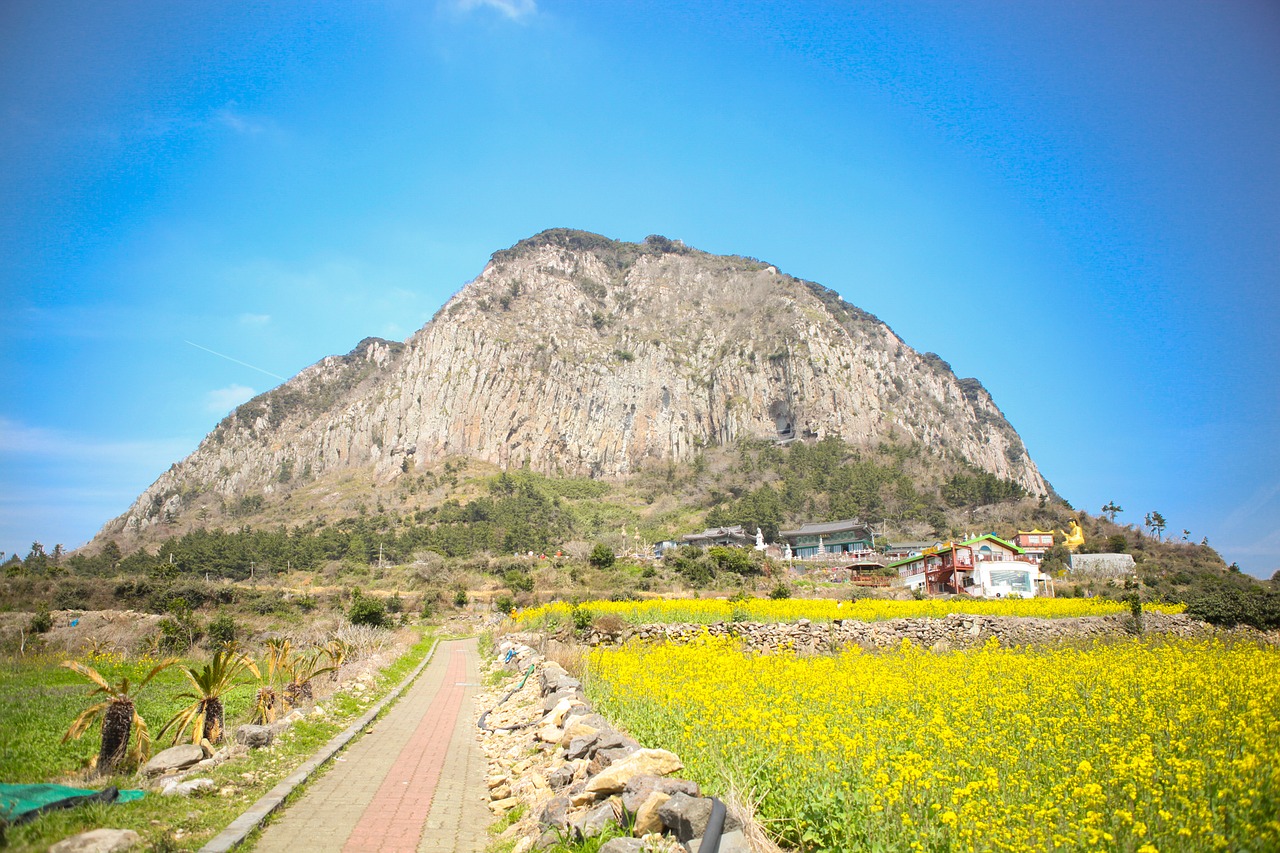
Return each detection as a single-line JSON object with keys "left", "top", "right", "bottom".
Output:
{"left": 159, "top": 650, "right": 257, "bottom": 746}
{"left": 251, "top": 639, "right": 292, "bottom": 725}
{"left": 61, "top": 658, "right": 176, "bottom": 775}
{"left": 283, "top": 650, "right": 336, "bottom": 708}
{"left": 323, "top": 637, "right": 350, "bottom": 681}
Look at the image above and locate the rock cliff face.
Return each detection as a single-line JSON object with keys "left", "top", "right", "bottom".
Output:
{"left": 102, "top": 229, "right": 1047, "bottom": 538}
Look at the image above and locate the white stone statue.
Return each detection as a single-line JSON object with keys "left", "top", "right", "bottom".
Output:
{"left": 784, "top": 543, "right": 793, "bottom": 561}
{"left": 755, "top": 527, "right": 766, "bottom": 550}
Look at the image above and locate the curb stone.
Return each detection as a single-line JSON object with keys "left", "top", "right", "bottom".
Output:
{"left": 197, "top": 637, "right": 441, "bottom": 853}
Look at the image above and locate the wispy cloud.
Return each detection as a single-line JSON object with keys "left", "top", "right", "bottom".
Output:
{"left": 238, "top": 312, "right": 272, "bottom": 327}
{"left": 205, "top": 384, "right": 257, "bottom": 414}
{"left": 450, "top": 0, "right": 537, "bottom": 21}
{"left": 214, "top": 107, "right": 271, "bottom": 136}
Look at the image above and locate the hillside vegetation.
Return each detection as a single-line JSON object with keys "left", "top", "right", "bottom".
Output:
{"left": 7, "top": 437, "right": 1275, "bottom": 631}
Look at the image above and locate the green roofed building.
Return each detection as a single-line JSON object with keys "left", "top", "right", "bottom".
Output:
{"left": 778, "top": 519, "right": 875, "bottom": 559}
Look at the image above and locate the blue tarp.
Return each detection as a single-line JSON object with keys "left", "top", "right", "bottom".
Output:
{"left": 0, "top": 783, "right": 144, "bottom": 825}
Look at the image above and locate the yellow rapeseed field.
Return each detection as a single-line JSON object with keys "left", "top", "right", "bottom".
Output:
{"left": 586, "top": 635, "right": 1279, "bottom": 852}
{"left": 515, "top": 597, "right": 1185, "bottom": 628}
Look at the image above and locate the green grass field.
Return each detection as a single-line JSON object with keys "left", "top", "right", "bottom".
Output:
{"left": 0, "top": 632, "right": 434, "bottom": 851}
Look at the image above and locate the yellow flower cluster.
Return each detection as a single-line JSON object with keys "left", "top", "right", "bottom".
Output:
{"left": 515, "top": 597, "right": 1184, "bottom": 628}
{"left": 587, "top": 636, "right": 1280, "bottom": 851}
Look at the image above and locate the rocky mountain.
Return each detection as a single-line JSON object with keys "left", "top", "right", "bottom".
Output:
{"left": 101, "top": 228, "right": 1048, "bottom": 541}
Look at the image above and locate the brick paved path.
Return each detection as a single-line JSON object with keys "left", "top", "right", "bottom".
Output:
{"left": 253, "top": 638, "right": 488, "bottom": 853}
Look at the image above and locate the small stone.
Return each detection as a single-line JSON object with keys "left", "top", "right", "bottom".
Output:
{"left": 598, "top": 840, "right": 646, "bottom": 853}
{"left": 687, "top": 829, "right": 750, "bottom": 853}
{"left": 547, "top": 765, "right": 576, "bottom": 790}
{"left": 544, "top": 697, "right": 576, "bottom": 727}
{"left": 488, "top": 796, "right": 519, "bottom": 814}
{"left": 571, "top": 788, "right": 599, "bottom": 807}
{"left": 164, "top": 778, "right": 215, "bottom": 797}
{"left": 48, "top": 828, "right": 141, "bottom": 853}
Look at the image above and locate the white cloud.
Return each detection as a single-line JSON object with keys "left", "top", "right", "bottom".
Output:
{"left": 238, "top": 312, "right": 272, "bottom": 327}
{"left": 204, "top": 384, "right": 257, "bottom": 414}
{"left": 451, "top": 0, "right": 537, "bottom": 20}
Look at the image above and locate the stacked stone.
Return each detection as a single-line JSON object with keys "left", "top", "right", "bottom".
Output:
{"left": 615, "top": 611, "right": 1211, "bottom": 653}
{"left": 479, "top": 640, "right": 758, "bottom": 853}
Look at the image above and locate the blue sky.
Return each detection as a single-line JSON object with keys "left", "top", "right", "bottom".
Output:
{"left": 2, "top": 1, "right": 1277, "bottom": 578}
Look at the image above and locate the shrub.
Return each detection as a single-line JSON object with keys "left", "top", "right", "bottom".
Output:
{"left": 53, "top": 581, "right": 93, "bottom": 610}
{"left": 494, "top": 595, "right": 516, "bottom": 615}
{"left": 159, "top": 615, "right": 199, "bottom": 653}
{"left": 453, "top": 586, "right": 468, "bottom": 608}
{"left": 29, "top": 609, "right": 53, "bottom": 634}
{"left": 503, "top": 569, "right": 534, "bottom": 594}
{"left": 207, "top": 613, "right": 237, "bottom": 648}
{"left": 589, "top": 544, "right": 616, "bottom": 570}
{"left": 1186, "top": 588, "right": 1280, "bottom": 630}
{"left": 708, "top": 546, "right": 756, "bottom": 575}
{"left": 348, "top": 596, "right": 389, "bottom": 629}
{"left": 769, "top": 582, "right": 792, "bottom": 600}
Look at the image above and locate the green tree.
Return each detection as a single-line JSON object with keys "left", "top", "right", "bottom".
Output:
{"left": 589, "top": 543, "right": 616, "bottom": 569}
{"left": 348, "top": 594, "right": 389, "bottom": 628}
{"left": 1144, "top": 511, "right": 1167, "bottom": 541}
{"left": 707, "top": 546, "right": 756, "bottom": 575}
{"left": 1101, "top": 501, "right": 1123, "bottom": 523}
{"left": 25, "top": 541, "right": 47, "bottom": 573}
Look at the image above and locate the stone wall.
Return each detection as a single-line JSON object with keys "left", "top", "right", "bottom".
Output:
{"left": 1069, "top": 553, "right": 1138, "bottom": 577}
{"left": 583, "top": 611, "right": 1212, "bottom": 653}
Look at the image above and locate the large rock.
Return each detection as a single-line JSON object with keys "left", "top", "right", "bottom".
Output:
{"left": 235, "top": 724, "right": 273, "bottom": 748}
{"left": 633, "top": 791, "right": 670, "bottom": 836}
{"left": 538, "top": 794, "right": 572, "bottom": 829}
{"left": 48, "top": 829, "right": 141, "bottom": 853}
{"left": 658, "top": 794, "right": 742, "bottom": 843}
{"left": 587, "top": 743, "right": 640, "bottom": 777}
{"left": 576, "top": 800, "right": 620, "bottom": 839}
{"left": 586, "top": 749, "right": 683, "bottom": 795}
{"left": 622, "top": 775, "right": 701, "bottom": 815}
{"left": 142, "top": 744, "right": 205, "bottom": 777}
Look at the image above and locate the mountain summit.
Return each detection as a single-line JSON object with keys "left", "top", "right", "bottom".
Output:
{"left": 103, "top": 229, "right": 1047, "bottom": 540}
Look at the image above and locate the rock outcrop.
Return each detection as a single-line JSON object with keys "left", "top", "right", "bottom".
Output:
{"left": 100, "top": 229, "right": 1048, "bottom": 541}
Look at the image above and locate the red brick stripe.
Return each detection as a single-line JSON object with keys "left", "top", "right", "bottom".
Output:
{"left": 342, "top": 649, "right": 468, "bottom": 852}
